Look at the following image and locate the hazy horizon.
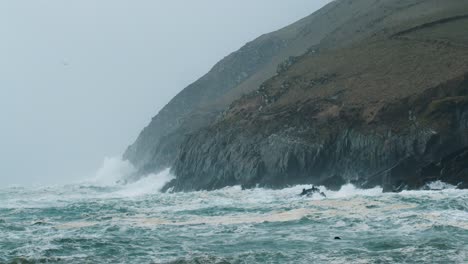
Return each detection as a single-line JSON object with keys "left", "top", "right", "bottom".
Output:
{"left": 0, "top": 0, "right": 331, "bottom": 186}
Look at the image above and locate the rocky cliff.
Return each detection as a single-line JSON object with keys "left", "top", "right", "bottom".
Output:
{"left": 123, "top": 0, "right": 347, "bottom": 175}
{"left": 126, "top": 0, "right": 468, "bottom": 192}
{"left": 165, "top": 0, "right": 468, "bottom": 191}
{"left": 124, "top": 0, "right": 433, "bottom": 175}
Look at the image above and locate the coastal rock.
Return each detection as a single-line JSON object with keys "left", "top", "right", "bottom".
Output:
{"left": 123, "top": 0, "right": 354, "bottom": 175}
{"left": 170, "top": 18, "right": 468, "bottom": 191}
{"left": 127, "top": 0, "right": 468, "bottom": 192}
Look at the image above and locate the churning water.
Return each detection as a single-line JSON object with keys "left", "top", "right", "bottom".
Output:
{"left": 0, "top": 168, "right": 467, "bottom": 263}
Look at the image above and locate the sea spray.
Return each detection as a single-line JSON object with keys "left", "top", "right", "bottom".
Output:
{"left": 110, "top": 168, "right": 174, "bottom": 197}
{"left": 82, "top": 157, "right": 174, "bottom": 197}
{"left": 90, "top": 157, "right": 137, "bottom": 186}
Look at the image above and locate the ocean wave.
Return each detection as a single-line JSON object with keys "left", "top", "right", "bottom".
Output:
{"left": 1, "top": 178, "right": 467, "bottom": 264}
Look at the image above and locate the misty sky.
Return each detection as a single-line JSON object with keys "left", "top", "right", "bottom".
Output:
{"left": 0, "top": 0, "right": 330, "bottom": 186}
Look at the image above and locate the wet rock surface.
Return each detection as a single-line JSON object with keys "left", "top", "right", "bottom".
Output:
{"left": 168, "top": 72, "right": 468, "bottom": 192}
{"left": 382, "top": 148, "right": 468, "bottom": 192}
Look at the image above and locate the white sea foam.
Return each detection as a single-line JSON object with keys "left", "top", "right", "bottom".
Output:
{"left": 321, "top": 183, "right": 383, "bottom": 199}
{"left": 88, "top": 157, "right": 136, "bottom": 186}
{"left": 81, "top": 157, "right": 174, "bottom": 197}
{"left": 133, "top": 208, "right": 311, "bottom": 227}
{"left": 121, "top": 184, "right": 388, "bottom": 227}
{"left": 0, "top": 158, "right": 176, "bottom": 208}
{"left": 2, "top": 177, "right": 467, "bottom": 264}
{"left": 110, "top": 168, "right": 174, "bottom": 197}
{"left": 424, "top": 180, "right": 457, "bottom": 190}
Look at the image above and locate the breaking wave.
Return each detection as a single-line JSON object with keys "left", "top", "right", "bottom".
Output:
{"left": 0, "top": 163, "right": 466, "bottom": 263}
{"left": 83, "top": 157, "right": 175, "bottom": 197}
{"left": 91, "top": 157, "right": 137, "bottom": 186}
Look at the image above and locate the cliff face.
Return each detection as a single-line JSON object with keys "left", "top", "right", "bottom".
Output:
{"left": 125, "top": 0, "right": 455, "bottom": 176}
{"left": 123, "top": 0, "right": 347, "bottom": 175}
{"left": 127, "top": 0, "right": 468, "bottom": 192}
{"left": 170, "top": 75, "right": 468, "bottom": 191}
{"left": 166, "top": 0, "right": 468, "bottom": 191}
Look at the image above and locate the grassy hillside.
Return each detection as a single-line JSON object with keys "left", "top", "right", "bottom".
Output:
{"left": 168, "top": 0, "right": 468, "bottom": 191}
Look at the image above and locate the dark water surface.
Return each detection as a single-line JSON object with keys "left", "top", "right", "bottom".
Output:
{"left": 0, "top": 180, "right": 467, "bottom": 264}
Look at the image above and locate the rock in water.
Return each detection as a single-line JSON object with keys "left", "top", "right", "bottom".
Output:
{"left": 300, "top": 186, "right": 322, "bottom": 196}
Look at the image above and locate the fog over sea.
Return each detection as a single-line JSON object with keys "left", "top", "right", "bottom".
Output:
{"left": 1, "top": 158, "right": 467, "bottom": 263}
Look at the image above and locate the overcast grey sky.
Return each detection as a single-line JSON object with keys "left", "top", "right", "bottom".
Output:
{"left": 0, "top": 0, "right": 330, "bottom": 186}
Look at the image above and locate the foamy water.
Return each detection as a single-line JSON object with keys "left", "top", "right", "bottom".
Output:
{"left": 0, "top": 167, "right": 467, "bottom": 263}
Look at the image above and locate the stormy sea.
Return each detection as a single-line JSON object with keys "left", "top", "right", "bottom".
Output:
{"left": 1, "top": 162, "right": 467, "bottom": 264}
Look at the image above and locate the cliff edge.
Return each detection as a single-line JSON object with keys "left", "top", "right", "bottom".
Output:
{"left": 126, "top": 0, "right": 468, "bottom": 192}
{"left": 168, "top": 0, "right": 468, "bottom": 191}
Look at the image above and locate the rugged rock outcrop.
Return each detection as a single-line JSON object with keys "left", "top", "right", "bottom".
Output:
{"left": 384, "top": 147, "right": 468, "bottom": 192}
{"left": 126, "top": 0, "right": 468, "bottom": 192}
{"left": 169, "top": 76, "right": 468, "bottom": 191}
{"left": 126, "top": 0, "right": 466, "bottom": 175}
{"left": 123, "top": 0, "right": 351, "bottom": 175}
{"left": 164, "top": 0, "right": 468, "bottom": 192}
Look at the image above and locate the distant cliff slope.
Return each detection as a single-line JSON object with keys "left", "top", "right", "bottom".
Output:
{"left": 166, "top": 0, "right": 468, "bottom": 191}
{"left": 124, "top": 0, "right": 423, "bottom": 175}
{"left": 123, "top": 0, "right": 344, "bottom": 175}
